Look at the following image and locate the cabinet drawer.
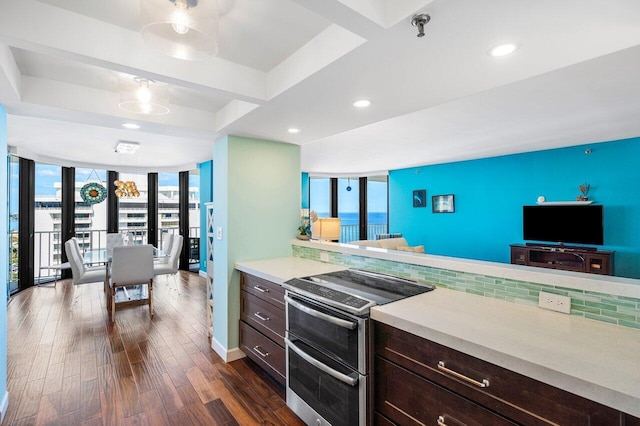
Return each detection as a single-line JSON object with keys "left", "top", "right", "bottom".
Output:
{"left": 376, "top": 357, "right": 516, "bottom": 426}
{"left": 239, "top": 321, "right": 285, "bottom": 385}
{"left": 375, "top": 322, "right": 618, "bottom": 425}
{"left": 241, "top": 273, "right": 285, "bottom": 308}
{"left": 240, "top": 290, "right": 285, "bottom": 346}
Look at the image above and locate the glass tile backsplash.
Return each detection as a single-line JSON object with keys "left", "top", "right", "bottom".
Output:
{"left": 293, "top": 245, "right": 640, "bottom": 330}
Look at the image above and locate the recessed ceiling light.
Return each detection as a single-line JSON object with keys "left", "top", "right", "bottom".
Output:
{"left": 353, "top": 99, "right": 371, "bottom": 108}
{"left": 489, "top": 43, "right": 518, "bottom": 57}
{"left": 115, "top": 141, "right": 140, "bottom": 154}
{"left": 122, "top": 123, "right": 140, "bottom": 129}
{"left": 288, "top": 128, "right": 300, "bottom": 134}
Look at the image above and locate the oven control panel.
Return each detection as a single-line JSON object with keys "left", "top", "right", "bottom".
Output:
{"left": 285, "top": 279, "right": 371, "bottom": 310}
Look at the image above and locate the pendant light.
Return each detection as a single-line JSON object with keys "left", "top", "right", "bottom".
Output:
{"left": 140, "top": 0, "right": 220, "bottom": 60}
{"left": 118, "top": 76, "right": 170, "bottom": 115}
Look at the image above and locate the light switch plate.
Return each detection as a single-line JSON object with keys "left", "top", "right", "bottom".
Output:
{"left": 216, "top": 227, "right": 223, "bottom": 240}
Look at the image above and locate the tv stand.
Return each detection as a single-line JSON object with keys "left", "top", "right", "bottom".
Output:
{"left": 510, "top": 244, "right": 613, "bottom": 275}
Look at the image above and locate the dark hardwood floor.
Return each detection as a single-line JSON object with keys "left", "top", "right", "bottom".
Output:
{"left": 2, "top": 272, "right": 305, "bottom": 425}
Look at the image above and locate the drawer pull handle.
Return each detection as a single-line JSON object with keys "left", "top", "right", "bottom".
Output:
{"left": 253, "top": 346, "right": 269, "bottom": 357}
{"left": 254, "top": 312, "right": 270, "bottom": 321}
{"left": 254, "top": 285, "right": 269, "bottom": 293}
{"left": 437, "top": 361, "right": 490, "bottom": 388}
{"left": 437, "top": 416, "right": 447, "bottom": 426}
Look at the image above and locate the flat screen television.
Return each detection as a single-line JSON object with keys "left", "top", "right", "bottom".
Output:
{"left": 523, "top": 205, "right": 604, "bottom": 246}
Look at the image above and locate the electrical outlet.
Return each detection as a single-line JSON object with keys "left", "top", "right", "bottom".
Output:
{"left": 538, "top": 291, "right": 571, "bottom": 314}
{"left": 320, "top": 252, "right": 329, "bottom": 262}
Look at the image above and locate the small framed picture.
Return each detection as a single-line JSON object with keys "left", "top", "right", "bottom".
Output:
{"left": 432, "top": 194, "right": 455, "bottom": 213}
{"left": 413, "top": 189, "right": 427, "bottom": 208}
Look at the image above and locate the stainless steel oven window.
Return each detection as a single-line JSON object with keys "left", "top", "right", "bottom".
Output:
{"left": 286, "top": 339, "right": 366, "bottom": 426}
{"left": 285, "top": 294, "right": 367, "bottom": 372}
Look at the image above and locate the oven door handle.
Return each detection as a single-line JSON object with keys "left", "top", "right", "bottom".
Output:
{"left": 286, "top": 339, "right": 359, "bottom": 386}
{"left": 285, "top": 296, "right": 357, "bottom": 330}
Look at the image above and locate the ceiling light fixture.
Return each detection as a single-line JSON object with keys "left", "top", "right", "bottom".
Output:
{"left": 489, "top": 43, "right": 518, "bottom": 57}
{"left": 288, "top": 128, "right": 300, "bottom": 134}
{"left": 140, "top": 0, "right": 220, "bottom": 60}
{"left": 115, "top": 141, "right": 141, "bottom": 154}
{"left": 353, "top": 99, "right": 371, "bottom": 108}
{"left": 122, "top": 123, "right": 141, "bottom": 129}
{"left": 118, "top": 76, "right": 170, "bottom": 115}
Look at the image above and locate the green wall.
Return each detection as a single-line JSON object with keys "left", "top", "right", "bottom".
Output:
{"left": 212, "top": 135, "right": 300, "bottom": 357}
{"left": 199, "top": 160, "right": 213, "bottom": 272}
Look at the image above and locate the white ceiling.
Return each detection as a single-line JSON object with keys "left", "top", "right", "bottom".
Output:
{"left": 2, "top": 0, "right": 640, "bottom": 173}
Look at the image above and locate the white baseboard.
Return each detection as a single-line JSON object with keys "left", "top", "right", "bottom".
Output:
{"left": 211, "top": 337, "right": 246, "bottom": 362}
{"left": 0, "top": 391, "right": 8, "bottom": 424}
{"left": 198, "top": 270, "right": 207, "bottom": 278}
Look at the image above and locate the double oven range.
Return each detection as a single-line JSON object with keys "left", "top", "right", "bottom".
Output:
{"left": 283, "top": 269, "right": 434, "bottom": 426}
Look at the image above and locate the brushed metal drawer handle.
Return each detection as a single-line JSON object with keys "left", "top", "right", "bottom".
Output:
{"left": 254, "top": 285, "right": 269, "bottom": 293}
{"left": 254, "top": 312, "right": 270, "bottom": 321}
{"left": 253, "top": 346, "right": 269, "bottom": 357}
{"left": 437, "top": 361, "right": 490, "bottom": 388}
{"left": 437, "top": 416, "right": 447, "bottom": 426}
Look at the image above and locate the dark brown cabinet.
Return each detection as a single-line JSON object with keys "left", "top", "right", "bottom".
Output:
{"left": 374, "top": 321, "right": 629, "bottom": 425}
{"left": 510, "top": 244, "right": 613, "bottom": 275}
{"left": 239, "top": 273, "right": 286, "bottom": 385}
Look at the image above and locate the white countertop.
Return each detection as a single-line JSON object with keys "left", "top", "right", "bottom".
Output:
{"left": 372, "top": 288, "right": 640, "bottom": 417}
{"left": 235, "top": 256, "right": 346, "bottom": 285}
{"left": 235, "top": 255, "right": 640, "bottom": 417}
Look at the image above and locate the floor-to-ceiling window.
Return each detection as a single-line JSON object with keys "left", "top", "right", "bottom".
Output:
{"left": 34, "top": 162, "right": 62, "bottom": 283}
{"left": 309, "top": 177, "right": 331, "bottom": 218}
{"left": 75, "top": 168, "right": 108, "bottom": 252}
{"left": 158, "top": 172, "right": 179, "bottom": 250}
{"left": 8, "top": 155, "right": 19, "bottom": 294}
{"left": 367, "top": 176, "right": 388, "bottom": 239}
{"left": 188, "top": 168, "right": 201, "bottom": 269}
{"left": 117, "top": 172, "right": 148, "bottom": 244}
{"left": 338, "top": 177, "right": 359, "bottom": 242}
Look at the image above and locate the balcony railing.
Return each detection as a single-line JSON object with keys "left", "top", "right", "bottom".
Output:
{"left": 340, "top": 223, "right": 388, "bottom": 243}
{"left": 27, "top": 226, "right": 200, "bottom": 284}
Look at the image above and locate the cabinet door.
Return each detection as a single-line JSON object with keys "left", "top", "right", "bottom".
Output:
{"left": 375, "top": 357, "right": 516, "bottom": 426}
{"left": 375, "top": 322, "right": 619, "bottom": 425}
{"left": 239, "top": 321, "right": 286, "bottom": 385}
{"left": 240, "top": 290, "right": 285, "bottom": 346}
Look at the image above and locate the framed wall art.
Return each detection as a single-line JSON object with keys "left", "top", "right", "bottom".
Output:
{"left": 413, "top": 189, "right": 427, "bottom": 208}
{"left": 432, "top": 194, "right": 455, "bottom": 213}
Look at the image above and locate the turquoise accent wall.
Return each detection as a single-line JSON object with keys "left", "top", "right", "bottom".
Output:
{"left": 213, "top": 136, "right": 300, "bottom": 355}
{"left": 301, "top": 172, "right": 309, "bottom": 209}
{"left": 199, "top": 160, "right": 213, "bottom": 272}
{"left": 389, "top": 137, "right": 640, "bottom": 278}
{"left": 0, "top": 105, "right": 8, "bottom": 418}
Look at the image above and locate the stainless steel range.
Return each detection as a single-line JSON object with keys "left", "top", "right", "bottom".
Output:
{"left": 283, "top": 269, "right": 434, "bottom": 426}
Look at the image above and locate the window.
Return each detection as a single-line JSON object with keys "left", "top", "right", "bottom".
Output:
{"left": 310, "top": 178, "right": 331, "bottom": 217}
{"left": 367, "top": 176, "right": 388, "bottom": 239}
{"left": 34, "top": 163, "right": 62, "bottom": 282}
{"left": 118, "top": 172, "right": 148, "bottom": 244}
{"left": 75, "top": 168, "right": 107, "bottom": 252}
{"left": 338, "top": 178, "right": 359, "bottom": 243}
{"left": 8, "top": 155, "right": 19, "bottom": 294}
{"left": 158, "top": 172, "right": 179, "bottom": 250}
{"left": 188, "top": 169, "right": 201, "bottom": 266}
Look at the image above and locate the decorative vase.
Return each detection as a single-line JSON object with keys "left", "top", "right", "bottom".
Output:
{"left": 296, "top": 235, "right": 310, "bottom": 240}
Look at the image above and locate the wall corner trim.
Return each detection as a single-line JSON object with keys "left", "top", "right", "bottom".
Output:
{"left": 210, "top": 338, "right": 246, "bottom": 363}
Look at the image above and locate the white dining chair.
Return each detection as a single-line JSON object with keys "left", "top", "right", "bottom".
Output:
{"left": 64, "top": 239, "right": 106, "bottom": 285}
{"left": 156, "top": 233, "right": 173, "bottom": 264}
{"left": 109, "top": 245, "right": 154, "bottom": 322}
{"left": 106, "top": 233, "right": 123, "bottom": 257}
{"left": 153, "top": 234, "right": 183, "bottom": 293}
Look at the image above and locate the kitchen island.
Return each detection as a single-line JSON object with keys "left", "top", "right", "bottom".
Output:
{"left": 236, "top": 255, "right": 640, "bottom": 420}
